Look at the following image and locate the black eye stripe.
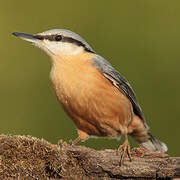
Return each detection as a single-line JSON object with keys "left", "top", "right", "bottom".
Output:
{"left": 34, "top": 34, "right": 95, "bottom": 53}
{"left": 35, "top": 34, "right": 58, "bottom": 41}
{"left": 61, "top": 37, "right": 83, "bottom": 46}
{"left": 35, "top": 35, "right": 44, "bottom": 40}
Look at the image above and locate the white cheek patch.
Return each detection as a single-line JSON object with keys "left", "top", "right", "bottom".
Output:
{"left": 42, "top": 40, "right": 83, "bottom": 56}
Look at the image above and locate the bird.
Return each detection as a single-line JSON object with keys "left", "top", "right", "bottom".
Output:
{"left": 12, "top": 29, "right": 167, "bottom": 164}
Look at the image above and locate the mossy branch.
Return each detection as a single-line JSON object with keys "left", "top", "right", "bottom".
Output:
{"left": 0, "top": 134, "right": 179, "bottom": 180}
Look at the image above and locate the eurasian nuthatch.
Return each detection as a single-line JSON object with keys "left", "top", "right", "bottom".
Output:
{"left": 12, "top": 29, "right": 167, "bottom": 164}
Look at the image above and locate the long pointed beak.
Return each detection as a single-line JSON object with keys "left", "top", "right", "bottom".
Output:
{"left": 12, "top": 32, "right": 40, "bottom": 43}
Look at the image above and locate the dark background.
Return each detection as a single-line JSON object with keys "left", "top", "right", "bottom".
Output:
{"left": 1, "top": 1, "right": 179, "bottom": 156}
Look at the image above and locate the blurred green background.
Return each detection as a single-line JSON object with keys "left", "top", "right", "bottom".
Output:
{"left": 0, "top": 1, "right": 179, "bottom": 156}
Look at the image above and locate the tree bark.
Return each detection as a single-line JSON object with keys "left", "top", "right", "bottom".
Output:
{"left": 0, "top": 134, "right": 179, "bottom": 180}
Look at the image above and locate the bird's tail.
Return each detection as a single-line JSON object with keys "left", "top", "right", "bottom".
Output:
{"left": 128, "top": 115, "right": 167, "bottom": 152}
{"left": 140, "top": 132, "right": 168, "bottom": 152}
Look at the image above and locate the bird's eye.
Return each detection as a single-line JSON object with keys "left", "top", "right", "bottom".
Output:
{"left": 55, "top": 35, "right": 62, "bottom": 41}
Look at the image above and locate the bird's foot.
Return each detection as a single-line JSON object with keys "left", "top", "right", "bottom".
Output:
{"left": 58, "top": 139, "right": 68, "bottom": 148}
{"left": 69, "top": 139, "right": 74, "bottom": 146}
{"left": 69, "top": 136, "right": 81, "bottom": 146}
{"left": 117, "top": 140, "right": 132, "bottom": 166}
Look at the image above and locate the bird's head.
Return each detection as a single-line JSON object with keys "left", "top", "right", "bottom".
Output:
{"left": 12, "top": 29, "right": 95, "bottom": 61}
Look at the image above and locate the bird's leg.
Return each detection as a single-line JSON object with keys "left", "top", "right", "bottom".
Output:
{"left": 69, "top": 129, "right": 89, "bottom": 146}
{"left": 117, "top": 133, "right": 132, "bottom": 166}
{"left": 69, "top": 136, "right": 82, "bottom": 145}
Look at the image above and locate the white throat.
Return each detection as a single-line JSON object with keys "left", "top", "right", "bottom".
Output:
{"left": 39, "top": 40, "right": 84, "bottom": 57}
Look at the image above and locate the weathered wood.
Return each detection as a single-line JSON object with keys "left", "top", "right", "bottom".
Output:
{"left": 0, "top": 134, "right": 179, "bottom": 179}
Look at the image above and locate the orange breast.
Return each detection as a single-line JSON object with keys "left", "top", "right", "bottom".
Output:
{"left": 50, "top": 52, "right": 133, "bottom": 137}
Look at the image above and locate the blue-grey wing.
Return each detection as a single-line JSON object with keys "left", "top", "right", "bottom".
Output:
{"left": 92, "top": 55, "right": 148, "bottom": 129}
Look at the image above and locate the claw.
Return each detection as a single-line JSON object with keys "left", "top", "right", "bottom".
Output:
{"left": 58, "top": 139, "right": 68, "bottom": 148}
{"left": 69, "top": 139, "right": 73, "bottom": 146}
{"left": 117, "top": 139, "right": 132, "bottom": 166}
{"left": 69, "top": 136, "right": 81, "bottom": 146}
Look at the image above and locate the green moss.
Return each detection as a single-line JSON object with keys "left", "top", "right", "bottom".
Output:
{"left": 0, "top": 134, "right": 83, "bottom": 179}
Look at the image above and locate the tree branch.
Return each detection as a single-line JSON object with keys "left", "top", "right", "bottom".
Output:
{"left": 0, "top": 134, "right": 179, "bottom": 179}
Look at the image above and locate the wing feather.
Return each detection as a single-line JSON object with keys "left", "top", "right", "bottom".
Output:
{"left": 92, "top": 55, "right": 148, "bottom": 129}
